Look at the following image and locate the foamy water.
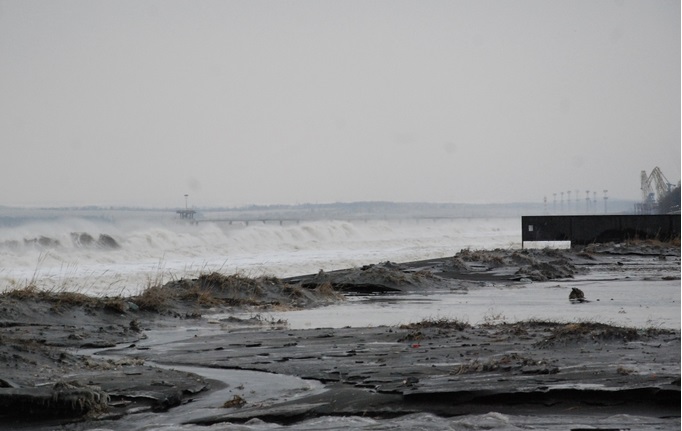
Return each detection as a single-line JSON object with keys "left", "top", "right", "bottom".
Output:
{"left": 0, "top": 215, "right": 520, "bottom": 296}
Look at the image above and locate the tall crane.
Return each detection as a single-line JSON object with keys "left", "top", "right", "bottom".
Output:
{"left": 639, "top": 167, "right": 673, "bottom": 213}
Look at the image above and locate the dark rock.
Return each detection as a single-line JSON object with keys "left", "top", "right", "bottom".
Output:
{"left": 569, "top": 287, "right": 586, "bottom": 303}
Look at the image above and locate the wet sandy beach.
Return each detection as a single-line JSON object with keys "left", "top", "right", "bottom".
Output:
{"left": 0, "top": 242, "right": 679, "bottom": 430}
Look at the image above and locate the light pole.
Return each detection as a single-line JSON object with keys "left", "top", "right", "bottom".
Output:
{"left": 184, "top": 194, "right": 189, "bottom": 210}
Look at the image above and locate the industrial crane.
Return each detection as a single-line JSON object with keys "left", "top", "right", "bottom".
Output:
{"left": 640, "top": 167, "right": 673, "bottom": 213}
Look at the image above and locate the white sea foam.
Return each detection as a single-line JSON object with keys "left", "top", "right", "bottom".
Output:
{"left": 0, "top": 216, "right": 520, "bottom": 296}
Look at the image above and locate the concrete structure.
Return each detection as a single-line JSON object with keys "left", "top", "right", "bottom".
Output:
{"left": 176, "top": 209, "right": 198, "bottom": 224}
{"left": 522, "top": 214, "right": 681, "bottom": 247}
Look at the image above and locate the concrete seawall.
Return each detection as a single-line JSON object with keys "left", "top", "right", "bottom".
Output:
{"left": 522, "top": 214, "right": 681, "bottom": 246}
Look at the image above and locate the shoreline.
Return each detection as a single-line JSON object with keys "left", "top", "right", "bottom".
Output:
{"left": 0, "top": 242, "right": 679, "bottom": 429}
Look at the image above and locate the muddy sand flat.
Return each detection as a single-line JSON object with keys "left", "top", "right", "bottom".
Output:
{"left": 0, "top": 243, "right": 679, "bottom": 429}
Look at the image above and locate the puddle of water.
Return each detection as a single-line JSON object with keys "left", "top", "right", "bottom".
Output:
{"left": 220, "top": 278, "right": 680, "bottom": 330}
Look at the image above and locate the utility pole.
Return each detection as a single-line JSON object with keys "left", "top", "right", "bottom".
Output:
{"left": 603, "top": 190, "right": 608, "bottom": 214}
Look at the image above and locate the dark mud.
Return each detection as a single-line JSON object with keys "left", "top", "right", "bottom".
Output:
{"left": 0, "top": 242, "right": 679, "bottom": 429}
{"left": 163, "top": 320, "right": 678, "bottom": 426}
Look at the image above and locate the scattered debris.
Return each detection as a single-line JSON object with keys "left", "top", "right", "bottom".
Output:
{"left": 223, "top": 394, "right": 247, "bottom": 408}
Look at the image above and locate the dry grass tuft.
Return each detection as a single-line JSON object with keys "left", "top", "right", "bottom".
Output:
{"left": 400, "top": 317, "right": 469, "bottom": 331}
{"left": 132, "top": 284, "right": 169, "bottom": 312}
{"left": 1, "top": 284, "right": 129, "bottom": 313}
{"left": 223, "top": 394, "right": 247, "bottom": 408}
{"left": 534, "top": 322, "right": 641, "bottom": 348}
{"left": 456, "top": 249, "right": 506, "bottom": 266}
{"left": 2, "top": 284, "right": 41, "bottom": 300}
{"left": 314, "top": 281, "right": 345, "bottom": 300}
{"left": 197, "top": 272, "right": 268, "bottom": 297}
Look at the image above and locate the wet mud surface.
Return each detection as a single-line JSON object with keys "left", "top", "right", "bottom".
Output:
{"left": 0, "top": 242, "right": 679, "bottom": 429}
{"left": 115, "top": 320, "right": 679, "bottom": 426}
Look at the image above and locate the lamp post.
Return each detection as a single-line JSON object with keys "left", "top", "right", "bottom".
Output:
{"left": 184, "top": 194, "right": 189, "bottom": 210}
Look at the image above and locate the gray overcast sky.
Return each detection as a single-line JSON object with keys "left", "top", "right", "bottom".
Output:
{"left": 0, "top": 0, "right": 679, "bottom": 207}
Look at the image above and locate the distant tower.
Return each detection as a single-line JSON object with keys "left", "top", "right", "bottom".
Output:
{"left": 585, "top": 190, "right": 590, "bottom": 213}
{"left": 567, "top": 191, "right": 572, "bottom": 214}
{"left": 544, "top": 196, "right": 548, "bottom": 214}
{"left": 603, "top": 190, "right": 608, "bottom": 214}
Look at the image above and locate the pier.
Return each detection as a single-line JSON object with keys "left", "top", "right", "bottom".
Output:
{"left": 181, "top": 216, "right": 478, "bottom": 226}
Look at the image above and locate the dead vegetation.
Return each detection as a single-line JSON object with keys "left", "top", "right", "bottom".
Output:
{"left": 132, "top": 284, "right": 170, "bottom": 312}
{"left": 456, "top": 249, "right": 507, "bottom": 267}
{"left": 1, "top": 271, "right": 344, "bottom": 319}
{"left": 223, "top": 394, "right": 247, "bottom": 408}
{"left": 400, "top": 317, "right": 470, "bottom": 331}
{"left": 1, "top": 284, "right": 127, "bottom": 314}
{"left": 397, "top": 318, "right": 470, "bottom": 343}
{"left": 535, "top": 322, "right": 645, "bottom": 348}
{"left": 127, "top": 272, "right": 343, "bottom": 313}
{"left": 578, "top": 239, "right": 681, "bottom": 256}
